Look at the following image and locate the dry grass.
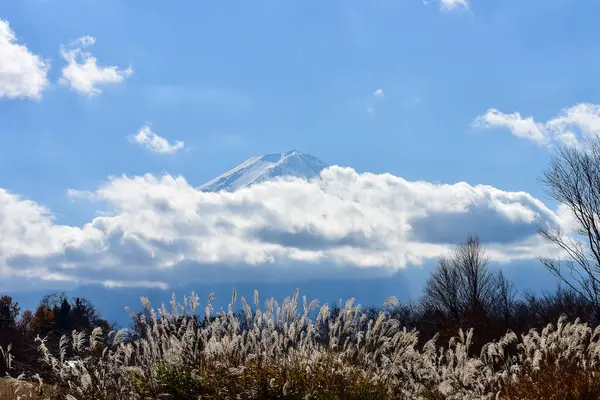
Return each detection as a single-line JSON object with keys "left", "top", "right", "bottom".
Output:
{"left": 0, "top": 377, "right": 59, "bottom": 400}
{"left": 1, "top": 289, "right": 600, "bottom": 399}
{"left": 0, "top": 378, "right": 17, "bottom": 400}
{"left": 0, "top": 378, "right": 49, "bottom": 400}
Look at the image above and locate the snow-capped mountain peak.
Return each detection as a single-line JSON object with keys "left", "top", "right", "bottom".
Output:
{"left": 199, "top": 150, "right": 329, "bottom": 192}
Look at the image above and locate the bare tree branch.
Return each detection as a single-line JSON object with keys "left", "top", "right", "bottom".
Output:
{"left": 423, "top": 235, "right": 507, "bottom": 326}
{"left": 539, "top": 139, "right": 600, "bottom": 317}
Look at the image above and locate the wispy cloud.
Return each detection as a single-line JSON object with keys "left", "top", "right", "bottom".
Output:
{"left": 473, "top": 103, "right": 600, "bottom": 149}
{"left": 0, "top": 19, "right": 49, "bottom": 100}
{"left": 131, "top": 125, "right": 185, "bottom": 154}
{"left": 441, "top": 0, "right": 469, "bottom": 11}
{"left": 368, "top": 88, "right": 385, "bottom": 116}
{"left": 0, "top": 168, "right": 563, "bottom": 291}
{"left": 59, "top": 36, "right": 133, "bottom": 96}
{"left": 423, "top": 0, "right": 469, "bottom": 12}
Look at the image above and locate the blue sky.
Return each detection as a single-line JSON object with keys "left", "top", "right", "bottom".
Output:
{"left": 1, "top": 0, "right": 599, "bottom": 324}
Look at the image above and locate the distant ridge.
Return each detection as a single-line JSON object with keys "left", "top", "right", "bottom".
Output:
{"left": 199, "top": 150, "right": 329, "bottom": 192}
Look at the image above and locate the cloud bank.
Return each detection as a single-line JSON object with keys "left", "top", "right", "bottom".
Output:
{"left": 131, "top": 125, "right": 185, "bottom": 154}
{"left": 59, "top": 36, "right": 133, "bottom": 96}
{"left": 0, "top": 20, "right": 49, "bottom": 100}
{"left": 474, "top": 103, "right": 600, "bottom": 149}
{"left": 0, "top": 167, "right": 563, "bottom": 291}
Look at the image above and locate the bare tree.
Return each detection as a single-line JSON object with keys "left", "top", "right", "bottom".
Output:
{"left": 495, "top": 270, "right": 517, "bottom": 327}
{"left": 423, "top": 235, "right": 502, "bottom": 326}
{"left": 539, "top": 139, "right": 600, "bottom": 317}
{"left": 423, "top": 255, "right": 464, "bottom": 324}
{"left": 455, "top": 236, "right": 497, "bottom": 313}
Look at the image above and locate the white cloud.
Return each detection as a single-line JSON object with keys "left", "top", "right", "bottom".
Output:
{"left": 0, "top": 20, "right": 49, "bottom": 99}
{"left": 368, "top": 89, "right": 384, "bottom": 115}
{"left": 423, "top": 0, "right": 469, "bottom": 12}
{"left": 131, "top": 125, "right": 185, "bottom": 154}
{"left": 0, "top": 167, "right": 564, "bottom": 291}
{"left": 441, "top": 0, "right": 469, "bottom": 11}
{"left": 474, "top": 103, "right": 600, "bottom": 149}
{"left": 59, "top": 36, "right": 133, "bottom": 96}
{"left": 473, "top": 109, "right": 547, "bottom": 146}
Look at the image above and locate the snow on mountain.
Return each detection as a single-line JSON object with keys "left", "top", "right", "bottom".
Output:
{"left": 199, "top": 150, "right": 329, "bottom": 192}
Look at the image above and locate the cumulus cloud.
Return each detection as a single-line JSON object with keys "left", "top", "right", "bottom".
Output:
{"left": 0, "top": 167, "right": 565, "bottom": 291}
{"left": 131, "top": 125, "right": 185, "bottom": 154}
{"left": 473, "top": 109, "right": 547, "bottom": 146}
{"left": 0, "top": 19, "right": 49, "bottom": 99}
{"left": 473, "top": 103, "right": 600, "bottom": 149}
{"left": 373, "top": 88, "right": 384, "bottom": 97}
{"left": 59, "top": 36, "right": 133, "bottom": 96}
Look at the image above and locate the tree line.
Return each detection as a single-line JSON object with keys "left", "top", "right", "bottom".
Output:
{"left": 0, "top": 292, "right": 113, "bottom": 377}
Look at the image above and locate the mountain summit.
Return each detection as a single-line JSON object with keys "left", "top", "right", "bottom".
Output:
{"left": 199, "top": 150, "right": 329, "bottom": 192}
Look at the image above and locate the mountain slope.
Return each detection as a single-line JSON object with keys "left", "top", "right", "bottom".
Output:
{"left": 199, "top": 150, "right": 329, "bottom": 192}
